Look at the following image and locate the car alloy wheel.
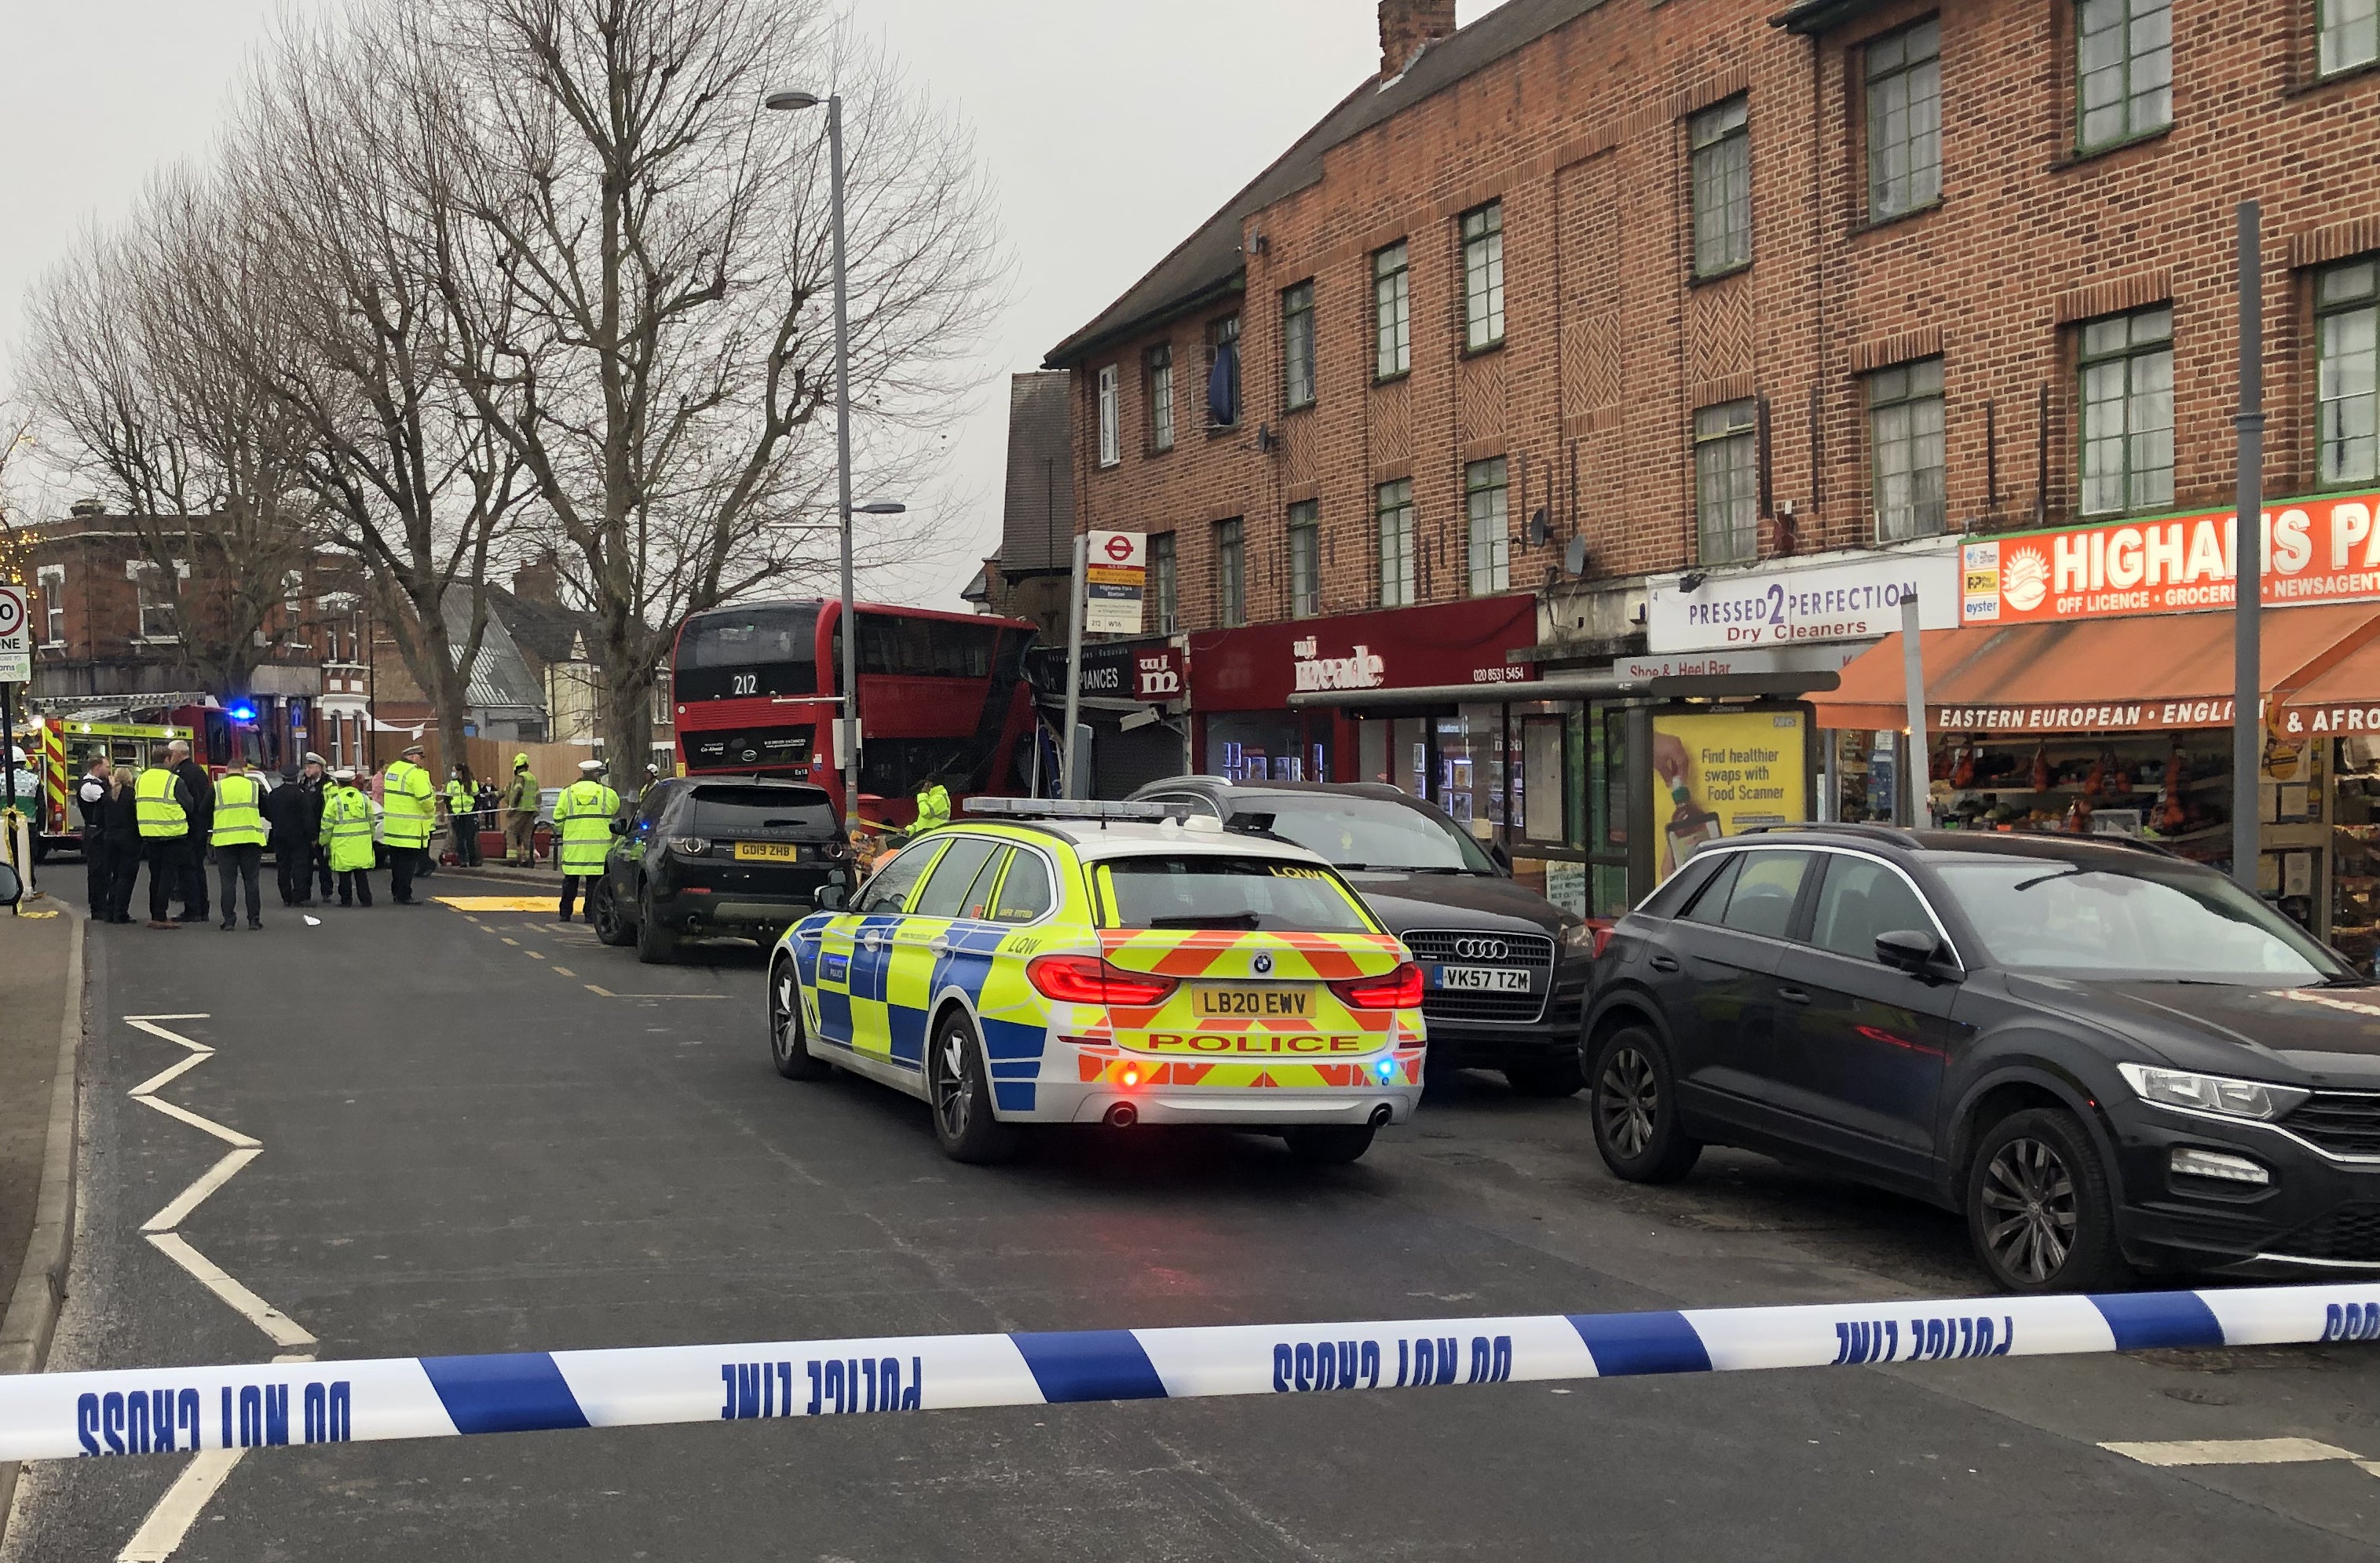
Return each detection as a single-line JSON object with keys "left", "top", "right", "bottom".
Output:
{"left": 1599, "top": 1046, "right": 1658, "bottom": 1159}
{"left": 1963, "top": 1107, "right": 2130, "bottom": 1295}
{"left": 1587, "top": 1025, "right": 1701, "bottom": 1183}
{"left": 770, "top": 958, "right": 831, "bottom": 1081}
{"left": 933, "top": 1029, "right": 973, "bottom": 1141}
{"left": 926, "top": 1012, "right": 1020, "bottom": 1164}
{"left": 1979, "top": 1136, "right": 2078, "bottom": 1285}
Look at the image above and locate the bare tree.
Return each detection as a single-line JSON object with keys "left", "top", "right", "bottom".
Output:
{"left": 423, "top": 0, "right": 1006, "bottom": 772}
{"left": 20, "top": 182, "right": 324, "bottom": 696}
{"left": 225, "top": 15, "right": 537, "bottom": 774}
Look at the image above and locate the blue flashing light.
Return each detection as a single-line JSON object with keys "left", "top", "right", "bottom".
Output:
{"left": 1376, "top": 1059, "right": 1396, "bottom": 1081}
{"left": 228, "top": 705, "right": 257, "bottom": 722}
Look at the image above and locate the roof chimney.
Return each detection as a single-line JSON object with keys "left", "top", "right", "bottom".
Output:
{"left": 1380, "top": 0, "right": 1457, "bottom": 81}
{"left": 511, "top": 548, "right": 561, "bottom": 605}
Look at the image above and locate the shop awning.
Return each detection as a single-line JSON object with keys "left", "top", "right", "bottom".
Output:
{"left": 1813, "top": 603, "right": 2380, "bottom": 733}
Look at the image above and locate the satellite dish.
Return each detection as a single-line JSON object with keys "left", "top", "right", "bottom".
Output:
{"left": 1563, "top": 536, "right": 1588, "bottom": 576}
{"left": 1526, "top": 507, "right": 1551, "bottom": 547}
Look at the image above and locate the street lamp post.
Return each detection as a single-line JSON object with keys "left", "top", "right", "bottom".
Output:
{"left": 766, "top": 86, "right": 866, "bottom": 825}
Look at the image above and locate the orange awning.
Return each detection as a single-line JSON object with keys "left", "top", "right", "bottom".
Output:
{"left": 1812, "top": 604, "right": 2380, "bottom": 734}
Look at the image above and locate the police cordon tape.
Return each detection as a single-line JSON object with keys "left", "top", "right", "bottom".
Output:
{"left": 24, "top": 1282, "right": 2380, "bottom": 1463}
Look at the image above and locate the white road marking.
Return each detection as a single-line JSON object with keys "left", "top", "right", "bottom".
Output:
{"left": 2101, "top": 1437, "right": 2362, "bottom": 1466}
{"left": 551, "top": 967, "right": 576, "bottom": 977}
{"left": 143, "top": 1234, "right": 316, "bottom": 1350}
{"left": 141, "top": 1149, "right": 263, "bottom": 1233}
{"left": 583, "top": 986, "right": 729, "bottom": 1000}
{"left": 526, "top": 950, "right": 546, "bottom": 960}
{"left": 501, "top": 937, "right": 519, "bottom": 946}
{"left": 128, "top": 1051, "right": 213, "bottom": 1099}
{"left": 126, "top": 1018, "right": 210, "bottom": 1052}
{"left": 115, "top": 1449, "right": 245, "bottom": 1563}
{"left": 132, "top": 1094, "right": 260, "bottom": 1149}
{"left": 116, "top": 1015, "right": 318, "bottom": 1558}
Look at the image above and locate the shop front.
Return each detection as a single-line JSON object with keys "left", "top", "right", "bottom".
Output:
{"left": 1815, "top": 488, "right": 2380, "bottom": 962}
{"left": 1189, "top": 595, "right": 1566, "bottom": 876}
{"left": 1028, "top": 637, "right": 1187, "bottom": 798}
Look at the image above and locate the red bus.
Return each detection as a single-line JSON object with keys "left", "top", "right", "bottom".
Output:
{"left": 671, "top": 599, "right": 1038, "bottom": 827}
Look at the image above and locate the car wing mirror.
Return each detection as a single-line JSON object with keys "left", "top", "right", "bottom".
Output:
{"left": 1224, "top": 811, "right": 1274, "bottom": 834}
{"left": 813, "top": 883, "right": 849, "bottom": 912}
{"left": 1875, "top": 928, "right": 1954, "bottom": 978}
{"left": 1488, "top": 841, "right": 1513, "bottom": 875}
{"left": 0, "top": 860, "right": 19, "bottom": 908}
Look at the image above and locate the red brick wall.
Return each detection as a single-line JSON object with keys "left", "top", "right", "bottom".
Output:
{"left": 1062, "top": 0, "right": 2380, "bottom": 638}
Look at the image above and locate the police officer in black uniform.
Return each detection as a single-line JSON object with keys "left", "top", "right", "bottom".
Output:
{"left": 76, "top": 756, "right": 117, "bottom": 920}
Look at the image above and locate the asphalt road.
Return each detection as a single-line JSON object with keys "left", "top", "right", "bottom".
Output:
{"left": 9, "top": 889, "right": 2380, "bottom": 1560}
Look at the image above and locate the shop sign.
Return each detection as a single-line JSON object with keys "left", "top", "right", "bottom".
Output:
{"left": 1132, "top": 645, "right": 1184, "bottom": 702}
{"left": 1083, "top": 531, "right": 1146, "bottom": 634}
{"left": 1960, "top": 489, "right": 2380, "bottom": 626}
{"left": 1065, "top": 639, "right": 1184, "bottom": 704}
{"left": 1647, "top": 547, "right": 1961, "bottom": 654}
{"left": 1616, "top": 644, "right": 1873, "bottom": 682}
{"left": 1930, "top": 699, "right": 2244, "bottom": 734}
{"left": 1189, "top": 597, "right": 1539, "bottom": 710}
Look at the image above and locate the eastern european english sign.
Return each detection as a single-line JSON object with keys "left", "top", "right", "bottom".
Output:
{"left": 1647, "top": 546, "right": 1961, "bottom": 654}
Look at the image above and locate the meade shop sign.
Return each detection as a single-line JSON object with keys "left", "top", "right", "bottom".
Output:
{"left": 1190, "top": 596, "right": 1539, "bottom": 710}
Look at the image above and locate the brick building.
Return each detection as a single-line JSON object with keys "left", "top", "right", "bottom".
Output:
{"left": 1039, "top": 0, "right": 2379, "bottom": 918}
{"left": 22, "top": 502, "right": 364, "bottom": 770}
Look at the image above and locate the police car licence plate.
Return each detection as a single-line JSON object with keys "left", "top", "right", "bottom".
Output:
{"left": 1194, "top": 986, "right": 1314, "bottom": 1019}
{"left": 733, "top": 842, "right": 801, "bottom": 862}
{"left": 1438, "top": 966, "right": 1529, "bottom": 992}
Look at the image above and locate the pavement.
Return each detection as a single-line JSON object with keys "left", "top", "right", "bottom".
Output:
{"left": 0, "top": 897, "right": 75, "bottom": 1323}
{"left": 5, "top": 893, "right": 2380, "bottom": 1558}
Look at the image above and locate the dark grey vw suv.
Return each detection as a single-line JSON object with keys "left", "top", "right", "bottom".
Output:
{"left": 1586, "top": 825, "right": 2380, "bottom": 1293}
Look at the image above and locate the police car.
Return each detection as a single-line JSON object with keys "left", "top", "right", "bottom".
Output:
{"left": 766, "top": 799, "right": 1427, "bottom": 1165}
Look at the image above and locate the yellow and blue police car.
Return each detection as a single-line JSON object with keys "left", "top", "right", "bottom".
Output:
{"left": 766, "top": 799, "right": 1427, "bottom": 1164}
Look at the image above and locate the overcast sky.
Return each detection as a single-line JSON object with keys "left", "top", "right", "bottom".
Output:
{"left": 0, "top": 0, "right": 1500, "bottom": 609}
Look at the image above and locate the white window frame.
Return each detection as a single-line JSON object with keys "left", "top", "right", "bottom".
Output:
{"left": 1146, "top": 344, "right": 1175, "bottom": 455}
{"left": 35, "top": 564, "right": 64, "bottom": 647}
{"left": 1461, "top": 203, "right": 1505, "bottom": 351}
{"left": 1464, "top": 458, "right": 1509, "bottom": 596}
{"left": 1287, "top": 501, "right": 1321, "bottom": 619}
{"left": 1377, "top": 480, "right": 1416, "bottom": 608}
{"left": 2321, "top": 0, "right": 2380, "bottom": 76}
{"left": 1096, "top": 365, "right": 1121, "bottom": 469}
{"left": 2317, "top": 257, "right": 2378, "bottom": 489}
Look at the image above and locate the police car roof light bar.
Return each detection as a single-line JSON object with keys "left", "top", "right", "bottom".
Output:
{"left": 962, "top": 797, "right": 1189, "bottom": 827}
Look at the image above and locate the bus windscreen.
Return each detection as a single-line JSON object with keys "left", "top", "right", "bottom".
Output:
{"left": 675, "top": 604, "right": 821, "bottom": 700}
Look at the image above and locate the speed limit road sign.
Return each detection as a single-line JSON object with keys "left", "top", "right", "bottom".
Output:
{"left": 0, "top": 585, "right": 29, "bottom": 683}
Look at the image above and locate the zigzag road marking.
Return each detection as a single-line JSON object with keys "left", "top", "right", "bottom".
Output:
{"left": 112, "top": 1015, "right": 316, "bottom": 1562}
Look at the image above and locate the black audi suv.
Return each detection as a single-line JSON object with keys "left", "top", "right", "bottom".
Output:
{"left": 1128, "top": 777, "right": 1596, "bottom": 1094}
{"left": 1586, "top": 824, "right": 2380, "bottom": 1292}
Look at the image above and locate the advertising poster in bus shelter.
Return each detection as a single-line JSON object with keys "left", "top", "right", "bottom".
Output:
{"left": 1651, "top": 709, "right": 1809, "bottom": 881}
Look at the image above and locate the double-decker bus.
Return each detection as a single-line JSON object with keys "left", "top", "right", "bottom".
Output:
{"left": 671, "top": 600, "right": 1037, "bottom": 828}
